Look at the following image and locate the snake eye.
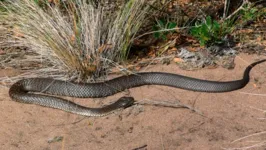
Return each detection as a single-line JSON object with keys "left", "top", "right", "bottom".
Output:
{"left": 116, "top": 97, "right": 135, "bottom": 108}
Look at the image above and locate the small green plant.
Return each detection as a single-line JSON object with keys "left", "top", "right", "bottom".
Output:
{"left": 152, "top": 19, "right": 177, "bottom": 41}
{"left": 0, "top": 0, "right": 7, "bottom": 12}
{"left": 32, "top": 0, "right": 49, "bottom": 8}
{"left": 242, "top": 5, "right": 258, "bottom": 21}
{"left": 190, "top": 16, "right": 233, "bottom": 46}
{"left": 0, "top": 6, "right": 6, "bottom": 12}
{"left": 238, "top": 3, "right": 266, "bottom": 24}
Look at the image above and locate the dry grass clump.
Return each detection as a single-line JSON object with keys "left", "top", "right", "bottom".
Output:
{"left": 0, "top": 0, "right": 153, "bottom": 81}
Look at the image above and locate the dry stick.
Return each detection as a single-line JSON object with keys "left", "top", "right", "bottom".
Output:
{"left": 160, "top": 132, "right": 165, "bottom": 150}
{"left": 136, "top": 99, "right": 204, "bottom": 116}
{"left": 249, "top": 105, "right": 266, "bottom": 120}
{"left": 49, "top": 117, "right": 87, "bottom": 127}
{"left": 223, "top": 0, "right": 230, "bottom": 18}
{"left": 61, "top": 134, "right": 65, "bottom": 150}
{"left": 135, "top": 0, "right": 202, "bottom": 41}
{"left": 132, "top": 144, "right": 147, "bottom": 150}
{"left": 224, "top": 0, "right": 250, "bottom": 21}
{"left": 249, "top": 106, "right": 266, "bottom": 114}
{"left": 223, "top": 141, "right": 266, "bottom": 150}
{"left": 223, "top": 130, "right": 266, "bottom": 150}
{"left": 134, "top": 26, "right": 189, "bottom": 40}
{"left": 231, "top": 131, "right": 266, "bottom": 143}
{"left": 239, "top": 92, "right": 266, "bottom": 97}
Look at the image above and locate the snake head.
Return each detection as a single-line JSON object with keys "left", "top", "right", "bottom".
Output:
{"left": 115, "top": 96, "right": 135, "bottom": 108}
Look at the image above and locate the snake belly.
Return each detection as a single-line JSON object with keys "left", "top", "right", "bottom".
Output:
{"left": 9, "top": 59, "right": 266, "bottom": 117}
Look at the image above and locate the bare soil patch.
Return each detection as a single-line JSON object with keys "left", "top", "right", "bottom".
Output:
{"left": 0, "top": 54, "right": 266, "bottom": 150}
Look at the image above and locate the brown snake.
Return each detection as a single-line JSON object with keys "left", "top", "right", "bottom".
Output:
{"left": 9, "top": 59, "right": 266, "bottom": 117}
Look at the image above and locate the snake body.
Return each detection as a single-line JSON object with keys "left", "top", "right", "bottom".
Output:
{"left": 9, "top": 59, "right": 266, "bottom": 117}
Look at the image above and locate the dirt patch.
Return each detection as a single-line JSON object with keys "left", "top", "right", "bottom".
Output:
{"left": 1, "top": 54, "right": 266, "bottom": 150}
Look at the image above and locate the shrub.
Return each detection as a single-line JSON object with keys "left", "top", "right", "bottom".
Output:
{"left": 0, "top": 0, "right": 154, "bottom": 80}
{"left": 190, "top": 16, "right": 234, "bottom": 46}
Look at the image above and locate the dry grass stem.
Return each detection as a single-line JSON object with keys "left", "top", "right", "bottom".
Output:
{"left": 137, "top": 99, "right": 203, "bottom": 115}
{"left": 239, "top": 92, "right": 266, "bottom": 97}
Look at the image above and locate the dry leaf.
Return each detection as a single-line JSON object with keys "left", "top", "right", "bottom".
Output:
{"left": 98, "top": 44, "right": 113, "bottom": 53}
{"left": 253, "top": 83, "right": 257, "bottom": 88}
{"left": 48, "top": 0, "right": 60, "bottom": 5}
{"left": 135, "top": 66, "right": 141, "bottom": 71}
{"left": 0, "top": 49, "right": 5, "bottom": 55}
{"left": 173, "top": 57, "right": 184, "bottom": 63}
{"left": 169, "top": 47, "right": 178, "bottom": 52}
{"left": 87, "top": 65, "right": 96, "bottom": 72}
{"left": 256, "top": 36, "right": 262, "bottom": 42}
{"left": 126, "top": 65, "right": 135, "bottom": 70}
{"left": 70, "top": 34, "right": 75, "bottom": 43}
{"left": 13, "top": 26, "right": 24, "bottom": 38}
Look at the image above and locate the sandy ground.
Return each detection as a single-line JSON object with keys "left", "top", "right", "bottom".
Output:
{"left": 0, "top": 54, "right": 266, "bottom": 150}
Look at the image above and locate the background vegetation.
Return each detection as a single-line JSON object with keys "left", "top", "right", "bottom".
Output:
{"left": 0, "top": 0, "right": 265, "bottom": 81}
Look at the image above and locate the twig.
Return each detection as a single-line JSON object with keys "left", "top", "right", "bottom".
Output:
{"left": 239, "top": 92, "right": 266, "bottom": 97}
{"left": 224, "top": 0, "right": 250, "bottom": 21}
{"left": 132, "top": 144, "right": 147, "bottom": 150}
{"left": 50, "top": 117, "right": 87, "bottom": 127}
{"left": 249, "top": 106, "right": 266, "bottom": 113}
{"left": 257, "top": 118, "right": 266, "bottom": 120}
{"left": 136, "top": 99, "right": 204, "bottom": 116}
{"left": 223, "top": 0, "right": 230, "bottom": 18}
{"left": 223, "top": 141, "right": 266, "bottom": 150}
{"left": 160, "top": 133, "right": 165, "bottom": 150}
{"left": 231, "top": 131, "right": 266, "bottom": 143}
{"left": 133, "top": 26, "right": 189, "bottom": 40}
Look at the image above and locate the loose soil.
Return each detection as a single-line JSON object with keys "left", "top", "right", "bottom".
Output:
{"left": 0, "top": 54, "right": 266, "bottom": 150}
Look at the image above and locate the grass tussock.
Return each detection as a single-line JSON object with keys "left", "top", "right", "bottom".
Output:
{"left": 0, "top": 0, "right": 153, "bottom": 81}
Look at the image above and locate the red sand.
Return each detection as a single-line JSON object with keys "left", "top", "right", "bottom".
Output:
{"left": 0, "top": 54, "right": 266, "bottom": 150}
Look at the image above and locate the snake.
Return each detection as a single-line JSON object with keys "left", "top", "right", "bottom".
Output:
{"left": 9, "top": 59, "right": 266, "bottom": 117}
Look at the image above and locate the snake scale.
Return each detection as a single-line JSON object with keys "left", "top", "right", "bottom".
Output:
{"left": 9, "top": 59, "right": 266, "bottom": 117}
